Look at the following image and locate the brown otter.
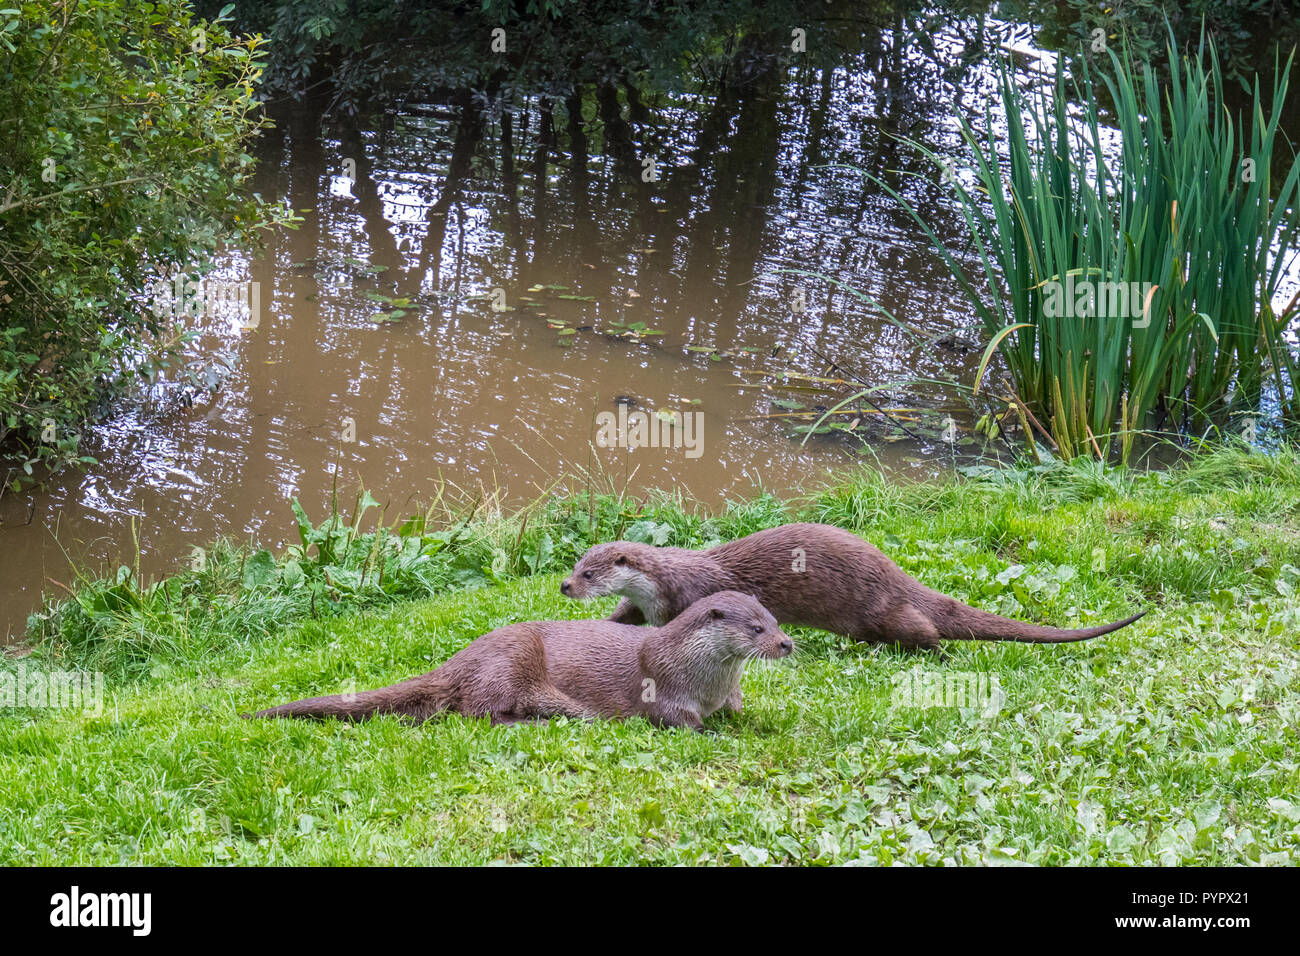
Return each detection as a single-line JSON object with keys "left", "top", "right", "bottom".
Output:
{"left": 561, "top": 523, "right": 1144, "bottom": 652}
{"left": 249, "top": 591, "right": 791, "bottom": 730}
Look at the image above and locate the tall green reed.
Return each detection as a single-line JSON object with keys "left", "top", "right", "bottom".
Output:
{"left": 867, "top": 31, "right": 1300, "bottom": 462}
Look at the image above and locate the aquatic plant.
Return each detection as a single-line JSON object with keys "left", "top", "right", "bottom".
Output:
{"left": 869, "top": 31, "right": 1300, "bottom": 461}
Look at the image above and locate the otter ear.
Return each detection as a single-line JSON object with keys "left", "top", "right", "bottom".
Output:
{"left": 709, "top": 607, "right": 725, "bottom": 620}
{"left": 615, "top": 555, "right": 628, "bottom": 566}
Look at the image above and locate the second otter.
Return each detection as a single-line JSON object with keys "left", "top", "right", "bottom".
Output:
{"left": 561, "top": 523, "right": 1144, "bottom": 652}
{"left": 250, "top": 591, "right": 791, "bottom": 730}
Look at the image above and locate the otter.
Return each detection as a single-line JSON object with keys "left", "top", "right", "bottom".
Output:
{"left": 561, "top": 523, "right": 1144, "bottom": 652}
{"left": 250, "top": 591, "right": 791, "bottom": 730}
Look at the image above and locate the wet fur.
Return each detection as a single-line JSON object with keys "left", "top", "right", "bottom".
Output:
{"left": 563, "top": 523, "right": 1145, "bottom": 652}
{"left": 249, "top": 592, "right": 791, "bottom": 730}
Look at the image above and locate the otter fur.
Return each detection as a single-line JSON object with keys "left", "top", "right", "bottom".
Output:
{"left": 250, "top": 591, "right": 791, "bottom": 730}
{"left": 561, "top": 523, "right": 1144, "bottom": 652}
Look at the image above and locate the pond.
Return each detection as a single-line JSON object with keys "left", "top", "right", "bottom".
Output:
{"left": 0, "top": 11, "right": 1294, "bottom": 639}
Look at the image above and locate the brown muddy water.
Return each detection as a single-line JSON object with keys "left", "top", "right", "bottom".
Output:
{"left": 1, "top": 16, "right": 1295, "bottom": 640}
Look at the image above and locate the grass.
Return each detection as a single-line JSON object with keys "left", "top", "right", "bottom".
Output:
{"left": 2, "top": 447, "right": 1299, "bottom": 864}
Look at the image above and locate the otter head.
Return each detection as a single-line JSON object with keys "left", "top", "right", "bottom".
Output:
{"left": 561, "top": 541, "right": 662, "bottom": 608}
{"left": 683, "top": 591, "right": 792, "bottom": 661}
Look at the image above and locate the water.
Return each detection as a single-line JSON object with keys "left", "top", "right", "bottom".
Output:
{"left": 1, "top": 12, "right": 1294, "bottom": 639}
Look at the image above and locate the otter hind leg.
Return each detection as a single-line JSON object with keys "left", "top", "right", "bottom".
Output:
{"left": 513, "top": 685, "right": 600, "bottom": 722}
{"left": 878, "top": 605, "right": 944, "bottom": 655}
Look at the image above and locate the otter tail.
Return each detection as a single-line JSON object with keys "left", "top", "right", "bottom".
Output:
{"left": 935, "top": 601, "right": 1146, "bottom": 644}
{"left": 248, "top": 673, "right": 451, "bottom": 722}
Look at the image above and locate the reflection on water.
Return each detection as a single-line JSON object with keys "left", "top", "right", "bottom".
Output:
{"left": 0, "top": 13, "right": 1293, "bottom": 640}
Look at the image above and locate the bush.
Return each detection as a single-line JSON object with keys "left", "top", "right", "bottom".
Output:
{"left": 0, "top": 0, "right": 293, "bottom": 477}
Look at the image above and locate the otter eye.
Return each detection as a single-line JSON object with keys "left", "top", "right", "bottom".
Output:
{"left": 582, "top": 570, "right": 593, "bottom": 580}
{"left": 752, "top": 624, "right": 763, "bottom": 635}
{"left": 709, "top": 608, "right": 724, "bottom": 620}
{"left": 615, "top": 556, "right": 627, "bottom": 566}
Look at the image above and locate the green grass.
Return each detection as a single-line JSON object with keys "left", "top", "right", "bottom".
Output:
{"left": 2, "top": 448, "right": 1299, "bottom": 864}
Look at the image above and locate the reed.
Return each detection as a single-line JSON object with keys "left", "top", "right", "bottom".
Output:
{"left": 868, "top": 31, "right": 1300, "bottom": 461}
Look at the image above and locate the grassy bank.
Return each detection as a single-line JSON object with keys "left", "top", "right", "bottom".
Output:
{"left": 3, "top": 448, "right": 1299, "bottom": 864}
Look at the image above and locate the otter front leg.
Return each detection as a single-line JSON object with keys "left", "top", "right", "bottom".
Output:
{"left": 645, "top": 702, "right": 705, "bottom": 731}
{"left": 723, "top": 681, "right": 744, "bottom": 713}
{"left": 608, "top": 599, "right": 646, "bottom": 625}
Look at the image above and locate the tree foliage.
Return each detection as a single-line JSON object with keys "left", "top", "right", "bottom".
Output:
{"left": 196, "top": 0, "right": 809, "bottom": 109}
{"left": 0, "top": 0, "right": 293, "bottom": 476}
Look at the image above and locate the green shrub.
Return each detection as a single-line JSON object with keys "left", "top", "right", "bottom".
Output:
{"left": 0, "top": 1, "right": 293, "bottom": 475}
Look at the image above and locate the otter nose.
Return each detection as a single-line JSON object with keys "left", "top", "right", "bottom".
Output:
{"left": 778, "top": 638, "right": 792, "bottom": 655}
{"left": 560, "top": 579, "right": 572, "bottom": 595}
